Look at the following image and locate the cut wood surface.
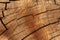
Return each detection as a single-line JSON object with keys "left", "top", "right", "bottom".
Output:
{"left": 0, "top": 0, "right": 60, "bottom": 40}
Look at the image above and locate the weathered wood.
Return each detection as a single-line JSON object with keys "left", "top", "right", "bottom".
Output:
{"left": 0, "top": 0, "right": 60, "bottom": 40}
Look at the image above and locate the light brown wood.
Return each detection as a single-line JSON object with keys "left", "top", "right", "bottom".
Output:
{"left": 0, "top": 0, "right": 60, "bottom": 40}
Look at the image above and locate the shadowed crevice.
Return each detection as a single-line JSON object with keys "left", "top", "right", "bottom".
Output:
{"left": 0, "top": 18, "right": 8, "bottom": 36}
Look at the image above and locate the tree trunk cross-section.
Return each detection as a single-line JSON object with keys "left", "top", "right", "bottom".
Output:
{"left": 0, "top": 0, "right": 60, "bottom": 40}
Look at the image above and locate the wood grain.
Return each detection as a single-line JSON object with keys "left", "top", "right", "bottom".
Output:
{"left": 0, "top": 0, "right": 60, "bottom": 40}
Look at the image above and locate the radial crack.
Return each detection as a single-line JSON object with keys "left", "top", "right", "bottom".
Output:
{"left": 0, "top": 18, "right": 8, "bottom": 36}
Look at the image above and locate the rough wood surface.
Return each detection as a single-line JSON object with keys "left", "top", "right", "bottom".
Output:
{"left": 0, "top": 0, "right": 60, "bottom": 40}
